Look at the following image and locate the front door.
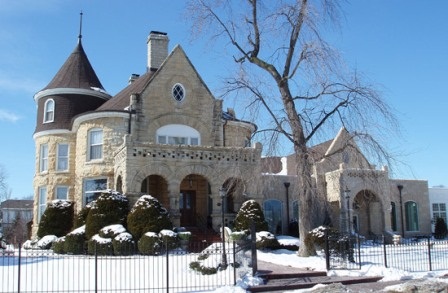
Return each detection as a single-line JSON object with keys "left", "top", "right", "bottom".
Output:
{"left": 180, "top": 191, "right": 196, "bottom": 227}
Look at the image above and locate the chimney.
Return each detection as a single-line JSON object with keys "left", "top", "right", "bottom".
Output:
{"left": 128, "top": 74, "right": 140, "bottom": 84}
{"left": 147, "top": 31, "right": 169, "bottom": 71}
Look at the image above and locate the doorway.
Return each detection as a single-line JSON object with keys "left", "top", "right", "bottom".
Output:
{"left": 180, "top": 190, "right": 196, "bottom": 227}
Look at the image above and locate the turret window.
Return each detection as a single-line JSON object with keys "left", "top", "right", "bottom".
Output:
{"left": 56, "top": 143, "right": 69, "bottom": 171}
{"left": 88, "top": 129, "right": 103, "bottom": 161}
{"left": 39, "top": 144, "right": 48, "bottom": 172}
{"left": 43, "top": 99, "right": 55, "bottom": 123}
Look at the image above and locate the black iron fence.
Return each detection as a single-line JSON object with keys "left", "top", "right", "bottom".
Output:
{"left": 325, "top": 232, "right": 448, "bottom": 272}
{"left": 0, "top": 240, "right": 252, "bottom": 293}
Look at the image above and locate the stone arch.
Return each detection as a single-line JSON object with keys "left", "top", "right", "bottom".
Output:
{"left": 129, "top": 163, "right": 172, "bottom": 193}
{"left": 352, "top": 189, "right": 383, "bottom": 238}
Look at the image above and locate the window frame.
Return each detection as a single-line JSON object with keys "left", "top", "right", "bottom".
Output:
{"left": 87, "top": 128, "right": 103, "bottom": 161}
{"left": 56, "top": 143, "right": 69, "bottom": 171}
{"left": 38, "top": 186, "right": 47, "bottom": 223}
{"left": 56, "top": 185, "right": 69, "bottom": 200}
{"left": 40, "top": 143, "right": 49, "bottom": 173}
{"left": 405, "top": 201, "right": 419, "bottom": 232}
{"left": 43, "top": 99, "right": 55, "bottom": 123}
{"left": 172, "top": 83, "right": 186, "bottom": 102}
{"left": 83, "top": 178, "right": 107, "bottom": 206}
{"left": 263, "top": 199, "right": 283, "bottom": 235}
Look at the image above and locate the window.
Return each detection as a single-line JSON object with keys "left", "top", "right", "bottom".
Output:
{"left": 56, "top": 186, "right": 68, "bottom": 200}
{"left": 88, "top": 129, "right": 103, "bottom": 160}
{"left": 56, "top": 143, "right": 69, "bottom": 171}
{"left": 432, "top": 203, "right": 447, "bottom": 224}
{"left": 156, "top": 124, "right": 200, "bottom": 146}
{"left": 40, "top": 144, "right": 49, "bottom": 172}
{"left": 43, "top": 99, "right": 55, "bottom": 123}
{"left": 83, "top": 178, "right": 107, "bottom": 205}
{"left": 38, "top": 186, "right": 47, "bottom": 222}
{"left": 405, "top": 201, "right": 419, "bottom": 231}
{"left": 263, "top": 199, "right": 283, "bottom": 234}
{"left": 172, "top": 83, "right": 185, "bottom": 102}
{"left": 391, "top": 202, "right": 397, "bottom": 231}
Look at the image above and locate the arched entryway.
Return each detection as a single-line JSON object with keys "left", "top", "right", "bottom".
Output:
{"left": 352, "top": 190, "right": 383, "bottom": 239}
{"left": 141, "top": 175, "right": 169, "bottom": 208}
{"left": 179, "top": 174, "right": 210, "bottom": 228}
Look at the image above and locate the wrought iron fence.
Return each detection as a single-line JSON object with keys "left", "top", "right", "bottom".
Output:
{"left": 0, "top": 240, "right": 252, "bottom": 293}
{"left": 325, "top": 232, "right": 448, "bottom": 272}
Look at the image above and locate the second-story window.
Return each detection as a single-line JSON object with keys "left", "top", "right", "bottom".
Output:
{"left": 40, "top": 144, "right": 49, "bottom": 172}
{"left": 88, "top": 129, "right": 103, "bottom": 161}
{"left": 43, "top": 99, "right": 55, "bottom": 123}
{"left": 56, "top": 143, "right": 69, "bottom": 171}
{"left": 156, "top": 124, "right": 200, "bottom": 146}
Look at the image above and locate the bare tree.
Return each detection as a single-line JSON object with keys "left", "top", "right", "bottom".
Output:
{"left": 186, "top": 0, "right": 398, "bottom": 256}
{"left": 0, "top": 165, "right": 10, "bottom": 203}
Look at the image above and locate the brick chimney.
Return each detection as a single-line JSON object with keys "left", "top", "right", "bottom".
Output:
{"left": 147, "top": 31, "right": 169, "bottom": 71}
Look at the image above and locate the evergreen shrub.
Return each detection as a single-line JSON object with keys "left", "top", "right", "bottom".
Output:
{"left": 127, "top": 195, "right": 173, "bottom": 241}
{"left": 434, "top": 217, "right": 448, "bottom": 239}
{"left": 52, "top": 237, "right": 66, "bottom": 254}
{"left": 37, "top": 200, "right": 74, "bottom": 238}
{"left": 255, "top": 231, "right": 281, "bottom": 250}
{"left": 73, "top": 206, "right": 91, "bottom": 229}
{"left": 64, "top": 225, "right": 86, "bottom": 255}
{"left": 85, "top": 190, "right": 130, "bottom": 239}
{"left": 138, "top": 232, "right": 162, "bottom": 255}
{"left": 112, "top": 232, "right": 136, "bottom": 256}
{"left": 159, "top": 229, "right": 179, "bottom": 250}
{"left": 87, "top": 235, "right": 113, "bottom": 255}
{"left": 233, "top": 200, "right": 268, "bottom": 232}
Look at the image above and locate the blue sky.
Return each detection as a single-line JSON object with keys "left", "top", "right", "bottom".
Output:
{"left": 0, "top": 1, "right": 446, "bottom": 198}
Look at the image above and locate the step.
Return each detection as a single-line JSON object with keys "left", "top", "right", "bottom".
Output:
{"left": 247, "top": 275, "right": 383, "bottom": 292}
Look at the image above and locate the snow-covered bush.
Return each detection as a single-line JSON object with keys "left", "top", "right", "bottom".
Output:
{"left": 73, "top": 205, "right": 91, "bottom": 229}
{"left": 64, "top": 225, "right": 86, "bottom": 254}
{"left": 23, "top": 235, "right": 58, "bottom": 250}
{"left": 127, "top": 195, "right": 172, "bottom": 241}
{"left": 233, "top": 200, "right": 268, "bottom": 232}
{"left": 112, "top": 232, "right": 135, "bottom": 256}
{"left": 88, "top": 234, "right": 113, "bottom": 255}
{"left": 52, "top": 237, "right": 66, "bottom": 254}
{"left": 37, "top": 200, "right": 74, "bottom": 238}
{"left": 99, "top": 224, "right": 126, "bottom": 239}
{"left": 159, "top": 229, "right": 179, "bottom": 250}
{"left": 85, "top": 190, "right": 130, "bottom": 239}
{"left": 255, "top": 231, "right": 280, "bottom": 250}
{"left": 138, "top": 232, "right": 162, "bottom": 255}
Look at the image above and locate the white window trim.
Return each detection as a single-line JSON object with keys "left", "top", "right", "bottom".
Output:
{"left": 83, "top": 178, "right": 107, "bottom": 206}
{"left": 87, "top": 128, "right": 103, "bottom": 161}
{"left": 56, "top": 143, "right": 69, "bottom": 171}
{"left": 172, "top": 83, "right": 186, "bottom": 103}
{"left": 56, "top": 185, "right": 69, "bottom": 200}
{"left": 156, "top": 124, "right": 200, "bottom": 146}
{"left": 40, "top": 144, "right": 49, "bottom": 173}
{"left": 43, "top": 99, "right": 55, "bottom": 123}
{"left": 38, "top": 186, "right": 47, "bottom": 223}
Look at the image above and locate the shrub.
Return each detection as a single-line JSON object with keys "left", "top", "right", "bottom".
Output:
{"left": 85, "top": 190, "right": 130, "bottom": 239}
{"left": 434, "top": 217, "right": 448, "bottom": 239}
{"left": 87, "top": 234, "right": 113, "bottom": 255}
{"left": 64, "top": 225, "right": 86, "bottom": 255}
{"left": 73, "top": 206, "right": 91, "bottom": 229}
{"left": 159, "top": 229, "right": 179, "bottom": 250}
{"left": 127, "top": 195, "right": 173, "bottom": 241}
{"left": 177, "top": 231, "right": 192, "bottom": 241}
{"left": 52, "top": 237, "right": 66, "bottom": 254}
{"left": 112, "top": 232, "right": 136, "bottom": 256}
{"left": 23, "top": 235, "right": 58, "bottom": 250}
{"left": 189, "top": 254, "right": 218, "bottom": 275}
{"left": 233, "top": 200, "right": 268, "bottom": 232}
{"left": 37, "top": 200, "right": 74, "bottom": 238}
{"left": 138, "top": 232, "right": 163, "bottom": 255}
{"left": 99, "top": 224, "right": 126, "bottom": 238}
{"left": 255, "top": 231, "right": 281, "bottom": 250}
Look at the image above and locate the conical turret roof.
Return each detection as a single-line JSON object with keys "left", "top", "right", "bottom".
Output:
{"left": 42, "top": 39, "right": 105, "bottom": 91}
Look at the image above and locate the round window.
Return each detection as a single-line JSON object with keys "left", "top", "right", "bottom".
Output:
{"left": 172, "top": 83, "right": 186, "bottom": 102}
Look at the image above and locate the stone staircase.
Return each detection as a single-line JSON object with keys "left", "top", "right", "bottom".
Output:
{"left": 247, "top": 261, "right": 383, "bottom": 292}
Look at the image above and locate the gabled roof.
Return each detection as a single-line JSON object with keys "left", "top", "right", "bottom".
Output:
{"left": 41, "top": 40, "right": 106, "bottom": 91}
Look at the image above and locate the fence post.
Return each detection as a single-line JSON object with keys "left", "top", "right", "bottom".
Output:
{"left": 325, "top": 229, "right": 330, "bottom": 271}
{"left": 427, "top": 237, "right": 432, "bottom": 271}
{"left": 17, "top": 242, "right": 21, "bottom": 293}
{"left": 250, "top": 220, "right": 257, "bottom": 276}
{"left": 357, "top": 234, "right": 361, "bottom": 270}
{"left": 233, "top": 241, "right": 236, "bottom": 285}
{"left": 382, "top": 235, "right": 388, "bottom": 268}
{"left": 166, "top": 240, "right": 169, "bottom": 293}
{"left": 95, "top": 242, "right": 98, "bottom": 293}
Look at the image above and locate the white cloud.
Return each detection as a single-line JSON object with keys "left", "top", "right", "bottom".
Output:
{"left": 0, "top": 109, "right": 20, "bottom": 122}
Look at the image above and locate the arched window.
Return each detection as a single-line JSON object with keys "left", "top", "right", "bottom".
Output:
{"left": 391, "top": 202, "right": 397, "bottom": 231}
{"left": 156, "top": 124, "right": 200, "bottom": 145}
{"left": 263, "top": 199, "right": 283, "bottom": 234}
{"left": 43, "top": 99, "right": 55, "bottom": 123}
{"left": 405, "top": 201, "right": 419, "bottom": 231}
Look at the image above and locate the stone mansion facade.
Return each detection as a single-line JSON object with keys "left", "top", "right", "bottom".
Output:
{"left": 32, "top": 31, "right": 431, "bottom": 240}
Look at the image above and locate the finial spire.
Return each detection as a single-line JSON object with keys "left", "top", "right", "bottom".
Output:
{"left": 78, "top": 11, "right": 83, "bottom": 43}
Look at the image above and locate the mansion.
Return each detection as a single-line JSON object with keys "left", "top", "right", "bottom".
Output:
{"left": 32, "top": 30, "right": 432, "bottom": 241}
